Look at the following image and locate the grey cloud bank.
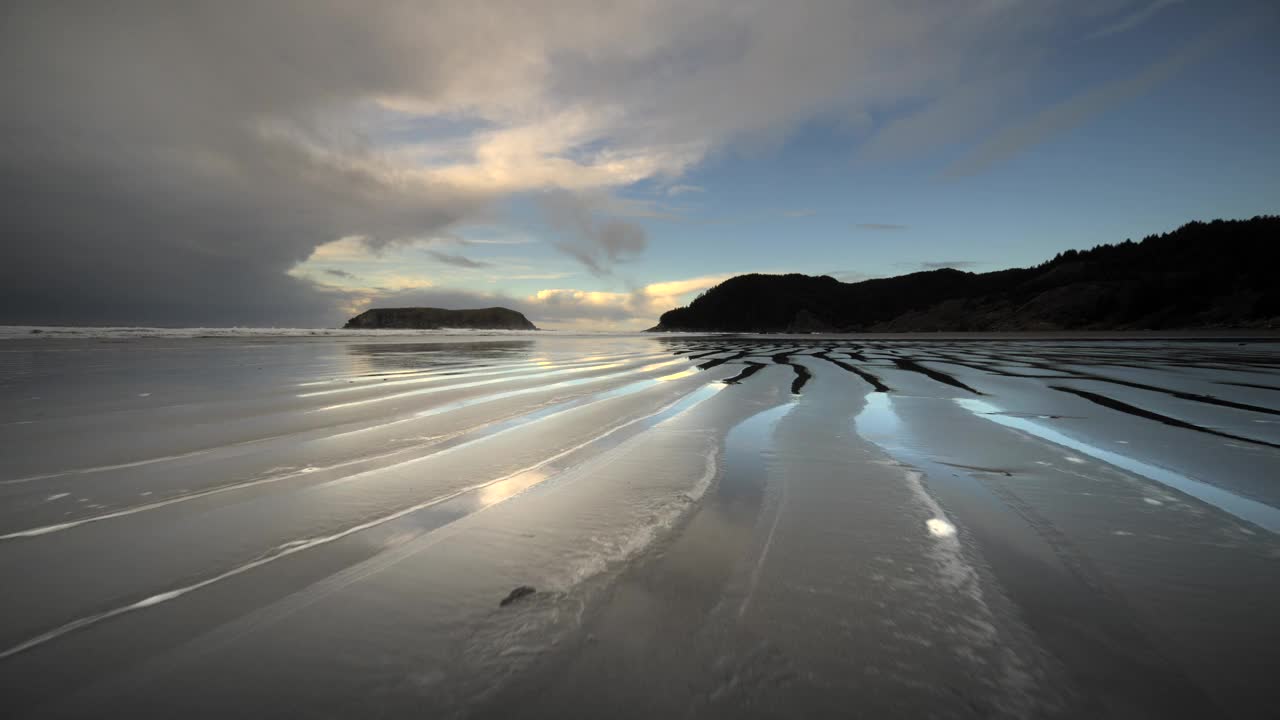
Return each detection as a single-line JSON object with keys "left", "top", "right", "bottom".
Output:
{"left": 0, "top": 1, "right": 1210, "bottom": 327}
{"left": 541, "top": 191, "right": 649, "bottom": 276}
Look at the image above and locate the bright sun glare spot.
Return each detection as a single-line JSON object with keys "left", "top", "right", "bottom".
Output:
{"left": 656, "top": 368, "right": 697, "bottom": 382}
{"left": 926, "top": 518, "right": 956, "bottom": 538}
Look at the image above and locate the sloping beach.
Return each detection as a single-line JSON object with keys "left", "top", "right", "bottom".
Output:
{"left": 1, "top": 333, "right": 1277, "bottom": 718}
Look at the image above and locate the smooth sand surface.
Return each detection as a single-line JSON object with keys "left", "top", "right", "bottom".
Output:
{"left": 0, "top": 334, "right": 1277, "bottom": 718}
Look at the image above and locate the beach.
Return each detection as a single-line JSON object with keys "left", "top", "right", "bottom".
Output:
{"left": 1, "top": 332, "right": 1277, "bottom": 718}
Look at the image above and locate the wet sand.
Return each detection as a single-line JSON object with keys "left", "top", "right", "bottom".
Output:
{"left": 0, "top": 334, "right": 1277, "bottom": 718}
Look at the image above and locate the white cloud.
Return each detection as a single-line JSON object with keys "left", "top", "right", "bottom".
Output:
{"left": 528, "top": 273, "right": 734, "bottom": 328}
{"left": 643, "top": 275, "right": 734, "bottom": 298}
{"left": 414, "top": 106, "right": 701, "bottom": 192}
{"left": 239, "top": 1, "right": 1140, "bottom": 208}
{"left": 307, "top": 236, "right": 377, "bottom": 263}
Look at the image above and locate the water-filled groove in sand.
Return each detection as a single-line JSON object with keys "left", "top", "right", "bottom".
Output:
{"left": 1049, "top": 385, "right": 1280, "bottom": 450}
{"left": 811, "top": 350, "right": 890, "bottom": 392}
{"left": 721, "top": 361, "right": 767, "bottom": 385}
{"left": 769, "top": 352, "right": 811, "bottom": 394}
{"left": 891, "top": 357, "right": 984, "bottom": 394}
{"left": 698, "top": 350, "right": 752, "bottom": 370}
{"left": 1215, "top": 380, "right": 1280, "bottom": 393}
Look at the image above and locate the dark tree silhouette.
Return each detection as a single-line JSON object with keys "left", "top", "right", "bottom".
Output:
{"left": 653, "top": 216, "right": 1279, "bottom": 332}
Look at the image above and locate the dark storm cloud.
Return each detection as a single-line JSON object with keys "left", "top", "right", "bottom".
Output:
{"left": 0, "top": 2, "right": 484, "bottom": 326}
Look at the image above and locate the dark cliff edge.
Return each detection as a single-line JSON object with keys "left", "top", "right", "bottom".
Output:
{"left": 650, "top": 216, "right": 1280, "bottom": 332}
{"left": 343, "top": 306, "right": 537, "bottom": 330}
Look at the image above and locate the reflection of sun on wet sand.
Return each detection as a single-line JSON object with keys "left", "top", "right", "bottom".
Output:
{"left": 0, "top": 334, "right": 1277, "bottom": 718}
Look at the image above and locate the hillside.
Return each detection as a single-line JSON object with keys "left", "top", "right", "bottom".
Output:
{"left": 343, "top": 307, "right": 537, "bottom": 330}
{"left": 650, "top": 217, "right": 1280, "bottom": 332}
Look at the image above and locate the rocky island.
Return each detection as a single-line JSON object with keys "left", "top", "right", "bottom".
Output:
{"left": 651, "top": 216, "right": 1279, "bottom": 333}
{"left": 343, "top": 306, "right": 537, "bottom": 330}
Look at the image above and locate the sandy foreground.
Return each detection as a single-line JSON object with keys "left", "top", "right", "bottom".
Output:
{"left": 0, "top": 334, "right": 1277, "bottom": 718}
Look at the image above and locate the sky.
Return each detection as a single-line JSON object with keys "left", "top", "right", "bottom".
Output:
{"left": 1, "top": 0, "right": 1277, "bottom": 330}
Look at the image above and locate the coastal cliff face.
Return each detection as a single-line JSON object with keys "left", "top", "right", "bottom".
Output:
{"left": 343, "top": 307, "right": 537, "bottom": 330}
{"left": 651, "top": 216, "right": 1280, "bottom": 332}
